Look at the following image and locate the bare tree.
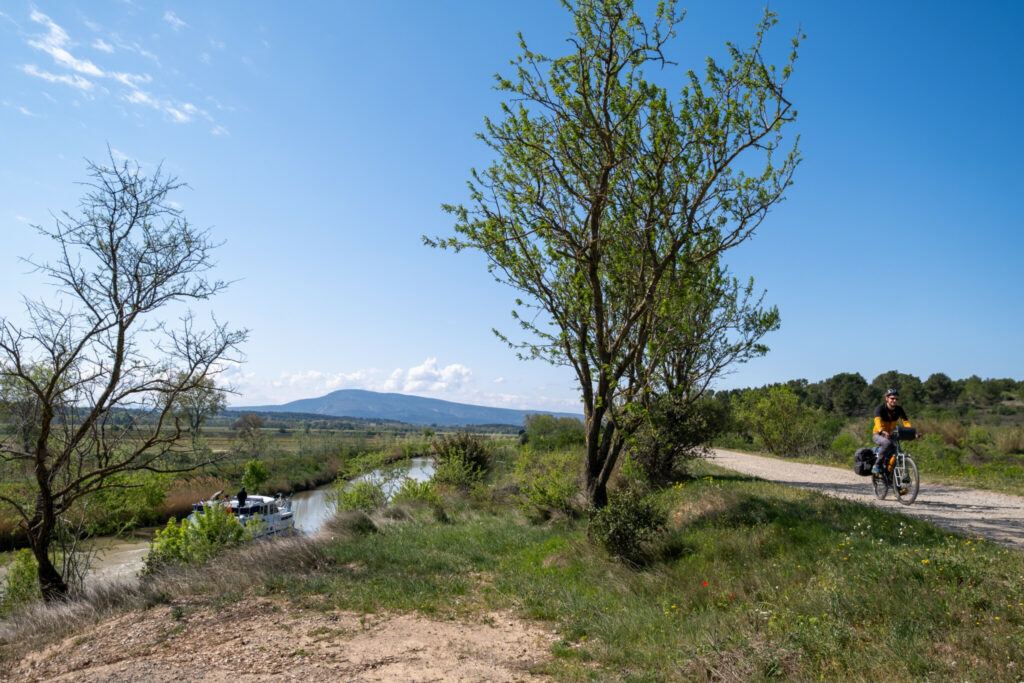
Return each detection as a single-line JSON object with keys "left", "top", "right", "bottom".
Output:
{"left": 0, "top": 153, "right": 246, "bottom": 600}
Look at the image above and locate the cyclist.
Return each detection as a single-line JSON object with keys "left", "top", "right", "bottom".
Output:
{"left": 872, "top": 388, "right": 913, "bottom": 475}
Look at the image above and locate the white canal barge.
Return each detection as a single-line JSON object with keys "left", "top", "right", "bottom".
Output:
{"left": 190, "top": 492, "right": 295, "bottom": 539}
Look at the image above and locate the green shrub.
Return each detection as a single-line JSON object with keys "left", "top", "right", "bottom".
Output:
{"left": 731, "top": 385, "right": 822, "bottom": 456}
{"left": 588, "top": 486, "right": 667, "bottom": 567}
{"left": 830, "top": 432, "right": 860, "bottom": 460}
{"left": 0, "top": 549, "right": 40, "bottom": 615}
{"left": 520, "top": 414, "right": 585, "bottom": 450}
{"left": 431, "top": 432, "right": 491, "bottom": 473}
{"left": 628, "top": 395, "right": 727, "bottom": 486}
{"left": 143, "top": 503, "right": 253, "bottom": 573}
{"left": 389, "top": 477, "right": 440, "bottom": 506}
{"left": 430, "top": 432, "right": 490, "bottom": 488}
{"left": 241, "top": 459, "right": 270, "bottom": 492}
{"left": 513, "top": 446, "right": 581, "bottom": 519}
{"left": 335, "top": 479, "right": 387, "bottom": 512}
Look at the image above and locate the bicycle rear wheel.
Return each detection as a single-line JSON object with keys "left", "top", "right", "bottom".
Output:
{"left": 872, "top": 472, "right": 889, "bottom": 500}
{"left": 894, "top": 455, "right": 919, "bottom": 505}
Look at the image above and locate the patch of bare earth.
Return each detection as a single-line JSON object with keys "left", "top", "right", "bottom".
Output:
{"left": 8, "top": 597, "right": 555, "bottom": 682}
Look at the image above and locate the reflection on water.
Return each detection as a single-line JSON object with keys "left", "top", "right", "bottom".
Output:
{"left": 291, "top": 457, "right": 435, "bottom": 533}
{"left": 79, "top": 457, "right": 435, "bottom": 581}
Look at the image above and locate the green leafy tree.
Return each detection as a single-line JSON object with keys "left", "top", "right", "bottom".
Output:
{"left": 232, "top": 413, "right": 266, "bottom": 458}
{"left": 0, "top": 154, "right": 246, "bottom": 600}
{"left": 819, "top": 372, "right": 869, "bottom": 416}
{"left": 922, "top": 372, "right": 956, "bottom": 408}
{"left": 732, "top": 385, "right": 816, "bottom": 456}
{"left": 429, "top": 0, "right": 800, "bottom": 505}
{"left": 170, "top": 374, "right": 227, "bottom": 450}
{"left": 870, "top": 371, "right": 923, "bottom": 412}
{"left": 241, "top": 459, "right": 270, "bottom": 492}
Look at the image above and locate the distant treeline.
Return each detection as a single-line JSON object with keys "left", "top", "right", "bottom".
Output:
{"left": 714, "top": 371, "right": 1023, "bottom": 418}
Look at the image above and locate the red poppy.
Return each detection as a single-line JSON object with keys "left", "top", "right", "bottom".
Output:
{"left": 702, "top": 581, "right": 708, "bottom": 587}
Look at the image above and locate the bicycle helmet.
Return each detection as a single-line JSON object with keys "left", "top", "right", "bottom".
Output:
{"left": 885, "top": 388, "right": 899, "bottom": 397}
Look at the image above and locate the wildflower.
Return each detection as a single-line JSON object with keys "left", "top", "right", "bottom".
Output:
{"left": 702, "top": 581, "right": 708, "bottom": 587}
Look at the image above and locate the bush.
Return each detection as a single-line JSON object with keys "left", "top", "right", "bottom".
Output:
{"left": 628, "top": 395, "right": 727, "bottom": 486}
{"left": 520, "top": 414, "right": 585, "bottom": 450}
{"left": 0, "top": 549, "right": 40, "bottom": 615}
{"left": 334, "top": 479, "right": 387, "bottom": 512}
{"left": 389, "top": 477, "right": 441, "bottom": 506}
{"left": 588, "top": 486, "right": 667, "bottom": 567}
{"left": 731, "top": 385, "right": 822, "bottom": 456}
{"left": 430, "top": 432, "right": 490, "bottom": 488}
{"left": 143, "top": 503, "right": 253, "bottom": 573}
{"left": 241, "top": 459, "right": 270, "bottom": 492}
{"left": 513, "top": 446, "right": 581, "bottom": 519}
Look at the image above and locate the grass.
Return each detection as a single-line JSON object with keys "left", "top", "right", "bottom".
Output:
{"left": 3, "top": 459, "right": 1023, "bottom": 681}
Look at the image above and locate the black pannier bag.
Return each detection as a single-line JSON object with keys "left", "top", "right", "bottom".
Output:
{"left": 893, "top": 425, "right": 917, "bottom": 441}
{"left": 853, "top": 447, "right": 876, "bottom": 476}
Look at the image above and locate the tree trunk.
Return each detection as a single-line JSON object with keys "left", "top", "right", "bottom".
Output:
{"left": 30, "top": 535, "right": 68, "bottom": 601}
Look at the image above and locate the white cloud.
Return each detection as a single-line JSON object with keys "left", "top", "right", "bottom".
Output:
{"left": 165, "top": 105, "right": 191, "bottom": 122}
{"left": 28, "top": 10, "right": 104, "bottom": 77}
{"left": 110, "top": 71, "right": 152, "bottom": 88}
{"left": 17, "top": 105, "right": 36, "bottom": 117}
{"left": 22, "top": 64, "right": 93, "bottom": 90}
{"left": 125, "top": 89, "right": 157, "bottom": 107}
{"left": 15, "top": 215, "right": 29, "bottom": 223}
{"left": 163, "top": 11, "right": 187, "bottom": 31}
{"left": 18, "top": 12, "right": 224, "bottom": 135}
{"left": 402, "top": 357, "right": 472, "bottom": 393}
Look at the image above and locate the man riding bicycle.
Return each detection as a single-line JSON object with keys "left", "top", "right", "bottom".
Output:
{"left": 872, "top": 388, "right": 913, "bottom": 475}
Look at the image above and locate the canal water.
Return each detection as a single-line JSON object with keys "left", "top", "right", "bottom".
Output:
{"left": 85, "top": 457, "right": 435, "bottom": 581}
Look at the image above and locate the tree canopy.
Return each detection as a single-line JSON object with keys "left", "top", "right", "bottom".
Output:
{"left": 430, "top": 0, "right": 801, "bottom": 505}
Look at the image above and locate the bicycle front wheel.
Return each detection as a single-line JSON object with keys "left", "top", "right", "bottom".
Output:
{"left": 894, "top": 455, "right": 919, "bottom": 505}
{"left": 872, "top": 472, "right": 889, "bottom": 500}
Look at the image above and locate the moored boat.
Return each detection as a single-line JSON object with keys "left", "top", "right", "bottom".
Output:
{"left": 190, "top": 492, "right": 295, "bottom": 539}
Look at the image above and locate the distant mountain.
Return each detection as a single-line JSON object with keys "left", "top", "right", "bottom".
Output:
{"left": 235, "top": 389, "right": 582, "bottom": 427}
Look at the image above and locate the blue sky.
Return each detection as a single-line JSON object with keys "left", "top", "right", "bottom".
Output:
{"left": 2, "top": 1, "right": 1022, "bottom": 412}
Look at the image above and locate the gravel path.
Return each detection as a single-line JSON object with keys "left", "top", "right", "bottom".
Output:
{"left": 709, "top": 448, "right": 1024, "bottom": 552}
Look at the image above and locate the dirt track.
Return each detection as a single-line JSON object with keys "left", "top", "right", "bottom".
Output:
{"left": 710, "top": 448, "right": 1024, "bottom": 551}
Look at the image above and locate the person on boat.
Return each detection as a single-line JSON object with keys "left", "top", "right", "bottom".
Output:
{"left": 237, "top": 486, "right": 247, "bottom": 509}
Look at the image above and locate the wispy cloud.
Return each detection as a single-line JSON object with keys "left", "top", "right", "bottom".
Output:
{"left": 18, "top": 11, "right": 223, "bottom": 130}
{"left": 27, "top": 10, "right": 103, "bottom": 77}
{"left": 22, "top": 64, "right": 94, "bottom": 90}
{"left": 162, "top": 11, "right": 187, "bottom": 31}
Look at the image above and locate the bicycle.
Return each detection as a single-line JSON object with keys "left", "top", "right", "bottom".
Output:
{"left": 872, "top": 425, "right": 919, "bottom": 505}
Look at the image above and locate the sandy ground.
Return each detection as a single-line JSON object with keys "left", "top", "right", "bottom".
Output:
{"left": 6, "top": 597, "right": 556, "bottom": 682}
{"left": 710, "top": 448, "right": 1024, "bottom": 551}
